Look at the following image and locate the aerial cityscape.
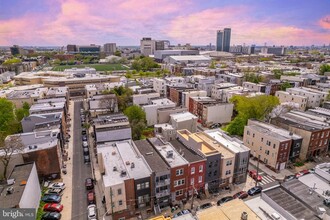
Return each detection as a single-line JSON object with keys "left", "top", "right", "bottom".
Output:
{"left": 0, "top": 1, "right": 330, "bottom": 220}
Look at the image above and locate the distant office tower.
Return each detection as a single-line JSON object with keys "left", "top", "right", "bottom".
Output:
{"left": 229, "top": 45, "right": 255, "bottom": 54}
{"left": 261, "top": 46, "right": 286, "bottom": 56}
{"left": 77, "top": 44, "right": 101, "bottom": 54}
{"left": 10, "top": 45, "right": 25, "bottom": 56}
{"left": 216, "top": 28, "right": 231, "bottom": 52}
{"left": 67, "top": 44, "right": 77, "bottom": 53}
{"left": 104, "top": 43, "right": 117, "bottom": 55}
{"left": 140, "top": 37, "right": 156, "bottom": 56}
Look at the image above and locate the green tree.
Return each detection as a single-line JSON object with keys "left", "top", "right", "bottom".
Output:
{"left": 114, "top": 50, "right": 121, "bottom": 57}
{"left": 2, "top": 58, "right": 22, "bottom": 66}
{"left": 110, "top": 86, "right": 133, "bottom": 111}
{"left": 15, "top": 102, "right": 30, "bottom": 122}
{"left": 0, "top": 99, "right": 16, "bottom": 133}
{"left": 209, "top": 61, "right": 216, "bottom": 69}
{"left": 225, "top": 95, "right": 279, "bottom": 136}
{"left": 132, "top": 57, "right": 159, "bottom": 72}
{"left": 244, "top": 72, "right": 264, "bottom": 83}
{"left": 320, "top": 64, "right": 330, "bottom": 75}
{"left": 124, "top": 105, "right": 147, "bottom": 140}
{"left": 280, "top": 82, "right": 293, "bottom": 91}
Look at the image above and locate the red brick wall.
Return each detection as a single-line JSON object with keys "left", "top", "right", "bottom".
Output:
{"left": 170, "top": 165, "right": 188, "bottom": 201}
{"left": 187, "top": 160, "right": 206, "bottom": 195}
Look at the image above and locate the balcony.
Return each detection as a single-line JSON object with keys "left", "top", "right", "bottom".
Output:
{"left": 155, "top": 179, "right": 170, "bottom": 187}
{"left": 156, "top": 189, "right": 170, "bottom": 198}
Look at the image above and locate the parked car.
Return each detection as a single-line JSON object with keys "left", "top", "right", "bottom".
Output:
{"left": 41, "top": 212, "right": 62, "bottom": 220}
{"left": 284, "top": 175, "right": 296, "bottom": 182}
{"left": 82, "top": 128, "right": 87, "bottom": 135}
{"left": 173, "top": 209, "right": 190, "bottom": 218}
{"left": 324, "top": 198, "right": 330, "bottom": 206}
{"left": 247, "top": 186, "right": 263, "bottom": 196}
{"left": 83, "top": 147, "right": 89, "bottom": 155}
{"left": 295, "top": 169, "right": 310, "bottom": 178}
{"left": 42, "top": 195, "right": 61, "bottom": 203}
{"left": 309, "top": 168, "right": 315, "bottom": 173}
{"left": 233, "top": 191, "right": 248, "bottom": 199}
{"left": 84, "top": 155, "right": 90, "bottom": 164}
{"left": 82, "top": 135, "right": 88, "bottom": 141}
{"left": 249, "top": 170, "right": 262, "bottom": 182}
{"left": 43, "top": 203, "right": 63, "bottom": 213}
{"left": 217, "top": 196, "right": 234, "bottom": 206}
{"left": 198, "top": 202, "right": 212, "bottom": 210}
{"left": 210, "top": 123, "right": 221, "bottom": 129}
{"left": 48, "top": 182, "right": 66, "bottom": 190}
{"left": 82, "top": 141, "right": 88, "bottom": 148}
{"left": 87, "top": 204, "right": 97, "bottom": 220}
{"left": 44, "top": 188, "right": 63, "bottom": 196}
{"left": 87, "top": 191, "right": 96, "bottom": 205}
{"left": 85, "top": 178, "right": 94, "bottom": 190}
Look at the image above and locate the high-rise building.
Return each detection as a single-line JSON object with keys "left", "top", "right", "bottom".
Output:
{"left": 216, "top": 28, "right": 231, "bottom": 52}
{"left": 103, "top": 43, "right": 116, "bottom": 55}
{"left": 66, "top": 44, "right": 77, "bottom": 53}
{"left": 10, "top": 45, "right": 25, "bottom": 56}
{"left": 140, "top": 37, "right": 156, "bottom": 56}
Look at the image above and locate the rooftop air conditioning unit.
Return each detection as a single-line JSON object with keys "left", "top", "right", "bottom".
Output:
{"left": 113, "top": 166, "right": 117, "bottom": 171}
{"left": 131, "top": 162, "right": 135, "bottom": 168}
{"left": 167, "top": 150, "right": 174, "bottom": 158}
{"left": 7, "top": 187, "right": 14, "bottom": 194}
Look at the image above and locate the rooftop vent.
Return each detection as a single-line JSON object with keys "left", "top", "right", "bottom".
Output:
{"left": 120, "top": 170, "right": 127, "bottom": 177}
{"left": 7, "top": 187, "right": 14, "bottom": 194}
{"left": 167, "top": 150, "right": 174, "bottom": 158}
{"left": 112, "top": 151, "right": 116, "bottom": 155}
{"left": 131, "top": 162, "right": 135, "bottom": 168}
{"left": 241, "top": 212, "right": 248, "bottom": 220}
{"left": 113, "top": 166, "right": 117, "bottom": 171}
{"left": 126, "top": 161, "right": 130, "bottom": 165}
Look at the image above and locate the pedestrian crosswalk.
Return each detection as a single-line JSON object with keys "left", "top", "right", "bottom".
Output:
{"left": 259, "top": 175, "right": 275, "bottom": 186}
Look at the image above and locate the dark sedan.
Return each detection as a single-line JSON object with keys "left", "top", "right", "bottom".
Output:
{"left": 233, "top": 191, "right": 248, "bottom": 199}
{"left": 247, "top": 186, "right": 263, "bottom": 196}
{"left": 41, "top": 212, "right": 61, "bottom": 220}
{"left": 198, "top": 202, "right": 212, "bottom": 210}
{"left": 217, "top": 196, "right": 234, "bottom": 206}
{"left": 41, "top": 195, "right": 61, "bottom": 203}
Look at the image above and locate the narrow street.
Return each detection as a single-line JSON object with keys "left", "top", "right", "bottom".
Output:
{"left": 71, "top": 101, "right": 93, "bottom": 220}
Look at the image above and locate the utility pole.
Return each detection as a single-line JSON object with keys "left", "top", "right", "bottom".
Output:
{"left": 255, "top": 155, "right": 260, "bottom": 187}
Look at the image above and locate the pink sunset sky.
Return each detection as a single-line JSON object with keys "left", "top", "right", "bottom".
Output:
{"left": 0, "top": 0, "right": 329, "bottom": 46}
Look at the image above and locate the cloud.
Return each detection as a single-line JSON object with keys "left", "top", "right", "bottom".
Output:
{"left": 0, "top": 1, "right": 329, "bottom": 46}
{"left": 319, "top": 15, "right": 330, "bottom": 29}
{"left": 166, "top": 7, "right": 330, "bottom": 46}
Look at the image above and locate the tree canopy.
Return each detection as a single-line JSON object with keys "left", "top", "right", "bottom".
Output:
{"left": 225, "top": 95, "right": 279, "bottom": 136}
{"left": 132, "top": 57, "right": 160, "bottom": 72}
{"left": 244, "top": 72, "right": 264, "bottom": 83}
{"left": 320, "top": 64, "right": 330, "bottom": 75}
{"left": 280, "top": 81, "right": 293, "bottom": 91}
{"left": 124, "top": 105, "right": 147, "bottom": 140}
{"left": 2, "top": 58, "right": 21, "bottom": 66}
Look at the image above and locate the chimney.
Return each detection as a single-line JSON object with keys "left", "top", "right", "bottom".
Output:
{"left": 241, "top": 212, "right": 248, "bottom": 220}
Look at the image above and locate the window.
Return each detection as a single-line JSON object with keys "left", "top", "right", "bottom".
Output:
{"left": 253, "top": 133, "right": 255, "bottom": 137}
{"left": 118, "top": 218, "right": 125, "bottom": 220}
{"left": 247, "top": 130, "right": 250, "bottom": 135}
{"left": 174, "top": 179, "right": 185, "bottom": 187}
{"left": 265, "top": 150, "right": 269, "bottom": 155}
{"left": 213, "top": 170, "right": 217, "bottom": 176}
{"left": 119, "top": 200, "right": 123, "bottom": 206}
{"left": 176, "top": 190, "right": 183, "bottom": 196}
{"left": 118, "top": 189, "right": 122, "bottom": 195}
{"left": 266, "top": 141, "right": 271, "bottom": 146}
{"left": 137, "top": 182, "right": 149, "bottom": 190}
{"left": 137, "top": 184, "right": 141, "bottom": 190}
{"left": 191, "top": 178, "right": 194, "bottom": 186}
{"left": 226, "top": 160, "right": 232, "bottom": 166}
{"left": 260, "top": 146, "right": 262, "bottom": 151}
{"left": 198, "top": 176, "right": 202, "bottom": 183}
{"left": 199, "top": 165, "right": 203, "bottom": 172}
{"left": 225, "top": 170, "right": 231, "bottom": 175}
{"left": 176, "top": 169, "right": 183, "bottom": 176}
{"left": 191, "top": 167, "right": 195, "bottom": 174}
{"left": 261, "top": 137, "right": 263, "bottom": 142}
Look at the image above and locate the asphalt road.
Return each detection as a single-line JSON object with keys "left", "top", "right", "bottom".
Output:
{"left": 71, "top": 101, "right": 93, "bottom": 220}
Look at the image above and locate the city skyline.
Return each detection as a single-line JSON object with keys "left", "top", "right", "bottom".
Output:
{"left": 0, "top": 0, "right": 330, "bottom": 46}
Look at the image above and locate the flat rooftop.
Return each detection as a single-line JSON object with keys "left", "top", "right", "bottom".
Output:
{"left": 150, "top": 98, "right": 175, "bottom": 106}
{"left": 148, "top": 138, "right": 188, "bottom": 167}
{"left": 248, "top": 119, "right": 302, "bottom": 140}
{"left": 205, "top": 129, "right": 250, "bottom": 153}
{"left": 134, "top": 140, "right": 169, "bottom": 173}
{"left": 195, "top": 132, "right": 234, "bottom": 158}
{"left": 264, "top": 184, "right": 320, "bottom": 220}
{"left": 245, "top": 197, "right": 287, "bottom": 220}
{"left": 196, "top": 206, "right": 229, "bottom": 220}
{"left": 170, "top": 112, "right": 197, "bottom": 122}
{"left": 0, "top": 163, "right": 34, "bottom": 208}
{"left": 37, "top": 97, "right": 67, "bottom": 104}
{"left": 247, "top": 124, "right": 296, "bottom": 142}
{"left": 221, "top": 199, "right": 262, "bottom": 220}
{"left": 169, "top": 55, "right": 211, "bottom": 61}
{"left": 29, "top": 102, "right": 65, "bottom": 113}
{"left": 170, "top": 139, "right": 204, "bottom": 163}
{"left": 97, "top": 140, "right": 151, "bottom": 187}
{"left": 46, "top": 87, "right": 68, "bottom": 96}
{"left": 283, "top": 178, "right": 330, "bottom": 215}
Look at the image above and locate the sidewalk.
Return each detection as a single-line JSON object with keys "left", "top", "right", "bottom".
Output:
{"left": 60, "top": 101, "right": 74, "bottom": 220}
{"left": 249, "top": 159, "right": 293, "bottom": 180}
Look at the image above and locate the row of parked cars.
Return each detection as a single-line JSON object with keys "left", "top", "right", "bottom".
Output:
{"left": 81, "top": 109, "right": 90, "bottom": 164}
{"left": 85, "top": 178, "right": 97, "bottom": 220}
{"left": 41, "top": 182, "right": 66, "bottom": 220}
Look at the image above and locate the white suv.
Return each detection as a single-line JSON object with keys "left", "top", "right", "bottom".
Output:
{"left": 87, "top": 204, "right": 97, "bottom": 220}
{"left": 48, "top": 182, "right": 66, "bottom": 190}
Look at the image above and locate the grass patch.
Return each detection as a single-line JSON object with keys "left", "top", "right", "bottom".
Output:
{"left": 294, "top": 161, "right": 304, "bottom": 167}
{"left": 52, "top": 64, "right": 129, "bottom": 71}
{"left": 36, "top": 187, "right": 47, "bottom": 220}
